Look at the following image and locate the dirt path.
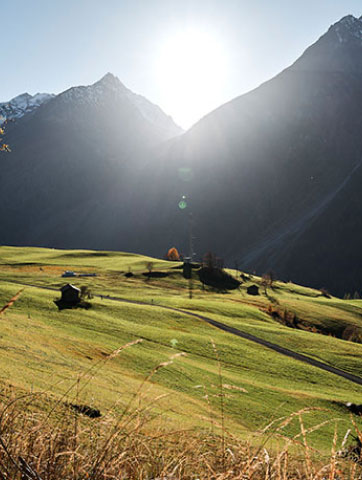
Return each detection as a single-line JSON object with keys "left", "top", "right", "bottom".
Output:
{"left": 4, "top": 279, "right": 362, "bottom": 387}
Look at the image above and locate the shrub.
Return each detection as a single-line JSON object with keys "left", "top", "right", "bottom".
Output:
{"left": 342, "top": 325, "right": 362, "bottom": 343}
{"left": 320, "top": 287, "right": 331, "bottom": 299}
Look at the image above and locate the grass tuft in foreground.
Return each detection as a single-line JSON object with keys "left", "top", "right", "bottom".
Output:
{"left": 0, "top": 384, "right": 361, "bottom": 479}
{"left": 0, "top": 350, "right": 361, "bottom": 480}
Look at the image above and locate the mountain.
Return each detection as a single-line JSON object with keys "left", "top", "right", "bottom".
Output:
{"left": 53, "top": 73, "right": 183, "bottom": 140}
{"left": 138, "top": 14, "right": 362, "bottom": 295}
{"left": 0, "top": 73, "right": 183, "bottom": 252}
{"left": 0, "top": 92, "right": 54, "bottom": 123}
{"left": 3, "top": 16, "right": 362, "bottom": 296}
{"left": 292, "top": 15, "right": 362, "bottom": 74}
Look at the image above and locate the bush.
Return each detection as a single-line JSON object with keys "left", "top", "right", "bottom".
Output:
{"left": 320, "top": 287, "right": 331, "bottom": 299}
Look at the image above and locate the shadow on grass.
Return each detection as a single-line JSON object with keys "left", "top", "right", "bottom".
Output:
{"left": 54, "top": 299, "right": 92, "bottom": 311}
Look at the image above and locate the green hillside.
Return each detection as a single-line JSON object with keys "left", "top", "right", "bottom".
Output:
{"left": 0, "top": 246, "right": 361, "bottom": 454}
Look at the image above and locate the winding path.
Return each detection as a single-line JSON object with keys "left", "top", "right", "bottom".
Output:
{"left": 4, "top": 279, "right": 362, "bottom": 387}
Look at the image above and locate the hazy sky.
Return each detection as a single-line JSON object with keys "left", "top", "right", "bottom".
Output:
{"left": 1, "top": 0, "right": 362, "bottom": 128}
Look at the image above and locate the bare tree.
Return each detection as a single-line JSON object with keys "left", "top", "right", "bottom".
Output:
{"left": 261, "top": 271, "right": 276, "bottom": 294}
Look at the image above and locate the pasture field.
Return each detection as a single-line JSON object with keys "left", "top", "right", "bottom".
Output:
{"left": 0, "top": 245, "right": 361, "bottom": 458}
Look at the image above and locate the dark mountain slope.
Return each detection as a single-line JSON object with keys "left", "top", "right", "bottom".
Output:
{"left": 140, "top": 15, "right": 362, "bottom": 295}
{"left": 0, "top": 74, "right": 182, "bottom": 250}
{"left": 2, "top": 17, "right": 362, "bottom": 295}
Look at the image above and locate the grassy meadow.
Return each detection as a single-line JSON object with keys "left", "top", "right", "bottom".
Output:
{"left": 0, "top": 245, "right": 361, "bottom": 478}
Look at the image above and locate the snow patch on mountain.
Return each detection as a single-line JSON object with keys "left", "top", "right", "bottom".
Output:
{"left": 0, "top": 92, "right": 54, "bottom": 124}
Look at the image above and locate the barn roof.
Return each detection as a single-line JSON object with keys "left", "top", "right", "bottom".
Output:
{"left": 60, "top": 284, "right": 80, "bottom": 293}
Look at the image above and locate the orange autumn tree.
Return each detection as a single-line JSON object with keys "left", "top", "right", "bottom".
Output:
{"left": 0, "top": 122, "right": 11, "bottom": 152}
{"left": 167, "top": 247, "right": 180, "bottom": 261}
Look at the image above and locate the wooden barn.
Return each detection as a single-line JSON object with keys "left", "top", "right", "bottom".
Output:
{"left": 247, "top": 284, "right": 259, "bottom": 296}
{"left": 60, "top": 284, "right": 80, "bottom": 305}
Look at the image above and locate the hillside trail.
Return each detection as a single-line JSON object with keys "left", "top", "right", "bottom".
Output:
{"left": 4, "top": 279, "right": 362, "bottom": 387}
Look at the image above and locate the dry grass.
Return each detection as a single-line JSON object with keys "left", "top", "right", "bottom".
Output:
{"left": 0, "top": 280, "right": 361, "bottom": 479}
{"left": 0, "top": 289, "right": 23, "bottom": 317}
{"left": 0, "top": 391, "right": 361, "bottom": 480}
{"left": 0, "top": 363, "right": 361, "bottom": 479}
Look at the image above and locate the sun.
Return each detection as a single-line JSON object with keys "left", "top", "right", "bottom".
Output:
{"left": 154, "top": 28, "right": 229, "bottom": 128}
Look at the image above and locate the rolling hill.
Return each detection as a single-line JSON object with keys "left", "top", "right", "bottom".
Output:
{"left": 0, "top": 245, "right": 361, "bottom": 456}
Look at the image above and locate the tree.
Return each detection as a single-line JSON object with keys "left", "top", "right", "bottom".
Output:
{"left": 0, "top": 122, "right": 11, "bottom": 152}
{"left": 203, "top": 252, "right": 223, "bottom": 270}
{"left": 199, "top": 251, "right": 240, "bottom": 291}
{"left": 80, "top": 286, "right": 93, "bottom": 300}
{"left": 261, "top": 271, "right": 276, "bottom": 294}
{"left": 167, "top": 247, "right": 180, "bottom": 261}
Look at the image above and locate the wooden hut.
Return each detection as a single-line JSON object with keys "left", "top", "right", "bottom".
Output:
{"left": 246, "top": 284, "right": 259, "bottom": 296}
{"left": 60, "top": 284, "right": 80, "bottom": 305}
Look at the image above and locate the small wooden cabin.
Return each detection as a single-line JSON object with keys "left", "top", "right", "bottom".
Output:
{"left": 247, "top": 284, "right": 259, "bottom": 296}
{"left": 60, "top": 284, "right": 80, "bottom": 304}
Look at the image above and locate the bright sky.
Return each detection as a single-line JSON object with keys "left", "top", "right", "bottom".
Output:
{"left": 1, "top": 0, "right": 362, "bottom": 128}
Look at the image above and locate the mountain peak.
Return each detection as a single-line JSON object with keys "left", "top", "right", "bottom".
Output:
{"left": 95, "top": 72, "right": 125, "bottom": 89}
{"left": 338, "top": 14, "right": 359, "bottom": 24}
{"left": 101, "top": 72, "right": 117, "bottom": 80}
{"left": 12, "top": 92, "right": 32, "bottom": 101}
{"left": 290, "top": 14, "right": 362, "bottom": 74}
{"left": 0, "top": 92, "right": 54, "bottom": 124}
{"left": 330, "top": 14, "right": 362, "bottom": 43}
{"left": 54, "top": 74, "right": 183, "bottom": 139}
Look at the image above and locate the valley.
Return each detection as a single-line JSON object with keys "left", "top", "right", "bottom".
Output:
{"left": 3, "top": 4, "right": 362, "bottom": 478}
{"left": 3, "top": 17, "right": 362, "bottom": 296}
